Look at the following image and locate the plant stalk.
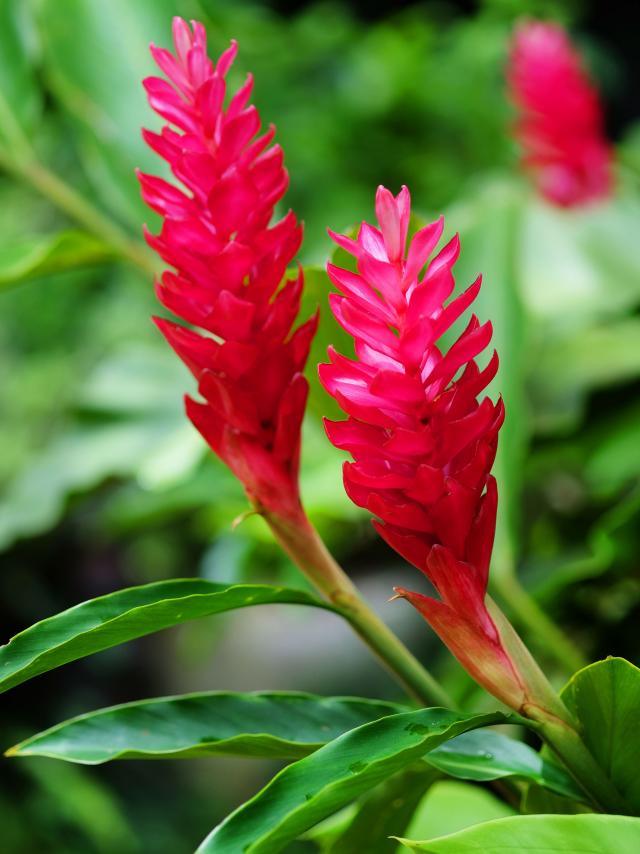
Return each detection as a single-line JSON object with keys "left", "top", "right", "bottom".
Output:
{"left": 264, "top": 510, "right": 454, "bottom": 709}
{"left": 0, "top": 94, "right": 156, "bottom": 279}
{"left": 531, "top": 711, "right": 630, "bottom": 814}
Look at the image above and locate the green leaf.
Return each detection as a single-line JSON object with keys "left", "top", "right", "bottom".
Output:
{"left": 404, "top": 780, "right": 515, "bottom": 843}
{"left": 7, "top": 691, "right": 404, "bottom": 763}
{"left": 0, "top": 580, "right": 336, "bottom": 694}
{"left": 561, "top": 657, "right": 640, "bottom": 814}
{"left": 425, "top": 730, "right": 584, "bottom": 801}
{"left": 0, "top": 231, "right": 114, "bottom": 290}
{"left": 326, "top": 765, "right": 439, "bottom": 854}
{"left": 0, "top": 0, "right": 40, "bottom": 146}
{"left": 397, "top": 813, "right": 640, "bottom": 853}
{"left": 519, "top": 196, "right": 640, "bottom": 323}
{"left": 196, "top": 707, "right": 510, "bottom": 853}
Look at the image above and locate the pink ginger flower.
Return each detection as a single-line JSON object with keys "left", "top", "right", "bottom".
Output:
{"left": 507, "top": 20, "right": 613, "bottom": 208}
{"left": 138, "top": 18, "right": 317, "bottom": 522}
{"left": 320, "top": 186, "right": 540, "bottom": 711}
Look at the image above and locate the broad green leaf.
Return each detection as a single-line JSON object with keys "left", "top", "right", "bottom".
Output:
{"left": 0, "top": 580, "right": 336, "bottom": 694}
{"left": 196, "top": 707, "right": 510, "bottom": 853}
{"left": 0, "top": 231, "right": 113, "bottom": 290}
{"left": 519, "top": 196, "right": 640, "bottom": 323}
{"left": 424, "top": 729, "right": 583, "bottom": 801}
{"left": 327, "top": 765, "right": 439, "bottom": 854}
{"left": 561, "top": 657, "right": 640, "bottom": 813}
{"left": 0, "top": 0, "right": 40, "bottom": 146}
{"left": 7, "top": 692, "right": 404, "bottom": 763}
{"left": 397, "top": 813, "right": 640, "bottom": 853}
{"left": 404, "top": 780, "right": 515, "bottom": 844}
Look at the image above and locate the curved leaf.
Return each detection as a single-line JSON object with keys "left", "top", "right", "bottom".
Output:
{"left": 7, "top": 691, "right": 404, "bottom": 763}
{"left": 561, "top": 657, "right": 640, "bottom": 814}
{"left": 0, "top": 231, "right": 113, "bottom": 290}
{"left": 0, "top": 579, "right": 336, "bottom": 694}
{"left": 397, "top": 813, "right": 640, "bottom": 853}
{"left": 426, "top": 730, "right": 584, "bottom": 801}
{"left": 196, "top": 707, "right": 510, "bottom": 854}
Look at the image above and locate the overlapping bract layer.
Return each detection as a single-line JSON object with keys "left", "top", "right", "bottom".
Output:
{"left": 321, "top": 186, "right": 529, "bottom": 709}
{"left": 507, "top": 20, "right": 612, "bottom": 208}
{"left": 139, "top": 18, "right": 316, "bottom": 519}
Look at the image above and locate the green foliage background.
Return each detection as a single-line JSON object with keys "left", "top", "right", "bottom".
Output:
{"left": 0, "top": 0, "right": 638, "bottom": 851}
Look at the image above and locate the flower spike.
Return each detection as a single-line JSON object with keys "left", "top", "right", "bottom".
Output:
{"left": 139, "top": 18, "right": 317, "bottom": 522}
{"left": 321, "top": 186, "right": 561, "bottom": 714}
{"left": 507, "top": 20, "right": 613, "bottom": 208}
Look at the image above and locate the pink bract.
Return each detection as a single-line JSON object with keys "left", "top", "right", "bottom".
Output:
{"left": 138, "top": 18, "right": 317, "bottom": 521}
{"left": 507, "top": 20, "right": 613, "bottom": 208}
{"left": 321, "top": 186, "right": 533, "bottom": 710}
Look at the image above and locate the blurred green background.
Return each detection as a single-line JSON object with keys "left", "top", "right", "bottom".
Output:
{"left": 0, "top": 0, "right": 639, "bottom": 851}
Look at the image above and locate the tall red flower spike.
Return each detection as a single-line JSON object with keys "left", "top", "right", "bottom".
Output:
{"left": 320, "top": 186, "right": 540, "bottom": 711}
{"left": 507, "top": 20, "right": 613, "bottom": 208}
{"left": 139, "top": 18, "right": 317, "bottom": 522}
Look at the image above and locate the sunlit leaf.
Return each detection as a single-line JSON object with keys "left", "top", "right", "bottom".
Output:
{"left": 561, "top": 657, "right": 640, "bottom": 814}
{"left": 397, "top": 813, "right": 640, "bottom": 853}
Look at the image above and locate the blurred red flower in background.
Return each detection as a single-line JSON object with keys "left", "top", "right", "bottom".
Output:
{"left": 138, "top": 18, "right": 317, "bottom": 522}
{"left": 507, "top": 20, "right": 613, "bottom": 208}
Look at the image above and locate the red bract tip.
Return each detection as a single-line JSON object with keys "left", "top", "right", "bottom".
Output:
{"left": 139, "top": 18, "right": 315, "bottom": 522}
{"left": 507, "top": 20, "right": 613, "bottom": 208}
{"left": 321, "top": 187, "right": 536, "bottom": 711}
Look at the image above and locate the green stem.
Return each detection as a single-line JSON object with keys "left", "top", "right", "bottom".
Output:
{"left": 264, "top": 510, "right": 454, "bottom": 709}
{"left": 0, "top": 96, "right": 156, "bottom": 278}
{"left": 531, "top": 712, "right": 630, "bottom": 814}
{"left": 493, "top": 572, "right": 587, "bottom": 674}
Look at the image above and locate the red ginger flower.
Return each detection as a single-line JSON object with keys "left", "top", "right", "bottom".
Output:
{"left": 138, "top": 18, "right": 317, "bottom": 521}
{"left": 507, "top": 20, "right": 613, "bottom": 208}
{"left": 320, "top": 186, "right": 537, "bottom": 711}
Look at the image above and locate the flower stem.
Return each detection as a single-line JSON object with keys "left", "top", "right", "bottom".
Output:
{"left": 20, "top": 159, "right": 157, "bottom": 277}
{"left": 264, "top": 510, "right": 454, "bottom": 708}
{"left": 530, "top": 711, "right": 630, "bottom": 814}
{"left": 0, "top": 93, "right": 156, "bottom": 278}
